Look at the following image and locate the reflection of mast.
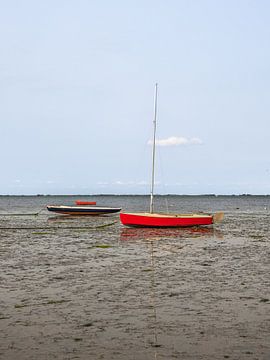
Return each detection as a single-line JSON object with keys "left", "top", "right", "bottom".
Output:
{"left": 149, "top": 240, "right": 160, "bottom": 358}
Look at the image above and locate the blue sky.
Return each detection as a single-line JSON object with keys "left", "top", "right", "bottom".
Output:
{"left": 1, "top": 0, "right": 270, "bottom": 195}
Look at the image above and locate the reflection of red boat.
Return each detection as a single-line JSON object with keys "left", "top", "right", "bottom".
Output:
{"left": 120, "top": 226, "right": 219, "bottom": 242}
{"left": 75, "top": 200, "right": 96, "bottom": 205}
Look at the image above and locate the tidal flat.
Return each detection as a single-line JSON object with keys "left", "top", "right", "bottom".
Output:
{"left": 0, "top": 195, "right": 269, "bottom": 359}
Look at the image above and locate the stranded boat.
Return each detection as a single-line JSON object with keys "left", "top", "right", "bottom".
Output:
{"left": 120, "top": 84, "right": 223, "bottom": 228}
{"left": 120, "top": 212, "right": 223, "bottom": 227}
{"left": 47, "top": 205, "right": 121, "bottom": 216}
{"left": 75, "top": 200, "right": 97, "bottom": 205}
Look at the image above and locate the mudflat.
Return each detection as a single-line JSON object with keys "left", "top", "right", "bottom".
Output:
{"left": 0, "top": 195, "right": 269, "bottom": 359}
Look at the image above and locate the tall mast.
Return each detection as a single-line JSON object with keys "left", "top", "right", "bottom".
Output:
{"left": 150, "top": 83, "right": 158, "bottom": 213}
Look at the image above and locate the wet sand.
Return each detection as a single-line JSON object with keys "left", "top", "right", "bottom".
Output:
{"left": 0, "top": 196, "right": 269, "bottom": 359}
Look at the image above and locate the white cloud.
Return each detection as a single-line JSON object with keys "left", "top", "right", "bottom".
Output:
{"left": 113, "top": 180, "right": 143, "bottom": 186}
{"left": 96, "top": 180, "right": 161, "bottom": 187}
{"left": 115, "top": 180, "right": 125, "bottom": 185}
{"left": 148, "top": 136, "right": 203, "bottom": 146}
{"left": 112, "top": 180, "right": 161, "bottom": 186}
{"left": 97, "top": 181, "right": 109, "bottom": 185}
{"left": 137, "top": 180, "right": 148, "bottom": 186}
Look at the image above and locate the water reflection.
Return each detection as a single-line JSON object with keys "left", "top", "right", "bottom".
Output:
{"left": 148, "top": 240, "right": 160, "bottom": 358}
{"left": 120, "top": 226, "right": 222, "bottom": 242}
{"left": 47, "top": 214, "right": 116, "bottom": 222}
{"left": 120, "top": 226, "right": 223, "bottom": 358}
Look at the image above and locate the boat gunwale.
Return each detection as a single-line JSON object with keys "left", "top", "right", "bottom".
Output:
{"left": 120, "top": 212, "right": 213, "bottom": 219}
{"left": 48, "top": 205, "right": 121, "bottom": 211}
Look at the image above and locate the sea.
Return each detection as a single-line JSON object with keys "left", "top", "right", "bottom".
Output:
{"left": 0, "top": 195, "right": 269, "bottom": 360}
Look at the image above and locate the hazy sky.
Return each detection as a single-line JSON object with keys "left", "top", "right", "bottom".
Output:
{"left": 1, "top": 0, "right": 270, "bottom": 195}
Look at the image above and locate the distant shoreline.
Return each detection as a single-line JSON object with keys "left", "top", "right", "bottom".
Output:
{"left": 0, "top": 194, "right": 269, "bottom": 197}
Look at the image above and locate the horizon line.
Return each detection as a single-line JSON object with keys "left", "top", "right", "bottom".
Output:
{"left": 0, "top": 193, "right": 269, "bottom": 197}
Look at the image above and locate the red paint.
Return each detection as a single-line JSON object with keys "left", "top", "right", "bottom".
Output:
{"left": 75, "top": 201, "right": 96, "bottom": 205}
{"left": 120, "top": 212, "right": 213, "bottom": 227}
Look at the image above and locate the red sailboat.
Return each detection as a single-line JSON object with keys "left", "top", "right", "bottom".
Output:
{"left": 120, "top": 84, "right": 223, "bottom": 228}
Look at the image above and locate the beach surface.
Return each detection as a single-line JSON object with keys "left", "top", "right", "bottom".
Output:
{"left": 0, "top": 195, "right": 269, "bottom": 359}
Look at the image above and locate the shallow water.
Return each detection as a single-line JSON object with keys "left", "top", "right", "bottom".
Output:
{"left": 0, "top": 195, "right": 269, "bottom": 359}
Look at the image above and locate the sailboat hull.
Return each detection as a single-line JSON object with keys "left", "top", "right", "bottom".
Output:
{"left": 120, "top": 212, "right": 213, "bottom": 227}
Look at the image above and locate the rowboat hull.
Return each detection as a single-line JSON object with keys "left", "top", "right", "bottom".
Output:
{"left": 120, "top": 212, "right": 214, "bottom": 227}
{"left": 47, "top": 205, "right": 121, "bottom": 216}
